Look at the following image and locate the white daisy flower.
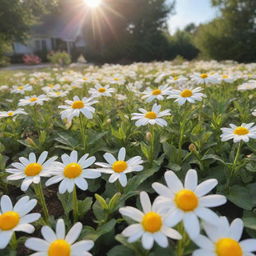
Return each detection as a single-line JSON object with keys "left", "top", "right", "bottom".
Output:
{"left": 18, "top": 95, "right": 49, "bottom": 106}
{"left": 119, "top": 192, "right": 181, "bottom": 250}
{"left": 46, "top": 151, "right": 100, "bottom": 194}
{"left": 11, "top": 84, "right": 32, "bottom": 94}
{"left": 220, "top": 123, "right": 256, "bottom": 143}
{"left": 141, "top": 85, "right": 171, "bottom": 102}
{"left": 193, "top": 217, "right": 256, "bottom": 256}
{"left": 58, "top": 96, "right": 97, "bottom": 122}
{"left": 89, "top": 84, "right": 116, "bottom": 98}
{"left": 0, "top": 195, "right": 41, "bottom": 249}
{"left": 48, "top": 90, "right": 68, "bottom": 98}
{"left": 42, "top": 83, "right": 61, "bottom": 93}
{"left": 191, "top": 73, "right": 218, "bottom": 85}
{"left": 25, "top": 219, "right": 94, "bottom": 256}
{"left": 6, "top": 151, "right": 58, "bottom": 191}
{"left": 0, "top": 108, "right": 27, "bottom": 119}
{"left": 152, "top": 169, "right": 227, "bottom": 239}
{"left": 95, "top": 147, "right": 143, "bottom": 187}
{"left": 131, "top": 103, "right": 171, "bottom": 127}
{"left": 167, "top": 87, "right": 205, "bottom": 105}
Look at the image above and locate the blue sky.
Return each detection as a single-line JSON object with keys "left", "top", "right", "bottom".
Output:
{"left": 167, "top": 0, "right": 219, "bottom": 34}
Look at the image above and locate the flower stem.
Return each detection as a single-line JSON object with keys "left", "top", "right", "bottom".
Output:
{"left": 10, "top": 232, "right": 17, "bottom": 250}
{"left": 79, "top": 115, "right": 87, "bottom": 152}
{"left": 72, "top": 186, "right": 79, "bottom": 222}
{"left": 34, "top": 183, "right": 49, "bottom": 224}
{"left": 149, "top": 125, "right": 155, "bottom": 165}
{"left": 176, "top": 223, "right": 187, "bottom": 256}
{"left": 227, "top": 141, "right": 242, "bottom": 189}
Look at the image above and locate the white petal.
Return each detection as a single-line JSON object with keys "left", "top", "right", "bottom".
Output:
{"left": 195, "top": 179, "right": 218, "bottom": 197}
{"left": 240, "top": 239, "right": 256, "bottom": 252}
{"left": 0, "top": 231, "right": 13, "bottom": 249}
{"left": 1, "top": 195, "right": 13, "bottom": 212}
{"left": 25, "top": 238, "right": 49, "bottom": 251}
{"left": 200, "top": 195, "right": 227, "bottom": 207}
{"left": 72, "top": 240, "right": 94, "bottom": 254}
{"left": 153, "top": 232, "right": 168, "bottom": 248}
{"left": 142, "top": 233, "right": 154, "bottom": 250}
{"left": 118, "top": 147, "right": 126, "bottom": 161}
{"left": 165, "top": 171, "right": 183, "bottom": 193}
{"left": 103, "top": 153, "right": 116, "bottom": 164}
{"left": 229, "top": 218, "right": 244, "bottom": 241}
{"left": 185, "top": 169, "right": 198, "bottom": 191}
{"left": 122, "top": 224, "right": 142, "bottom": 237}
{"left": 119, "top": 207, "right": 143, "bottom": 222}
{"left": 41, "top": 226, "right": 57, "bottom": 243}
{"left": 65, "top": 222, "right": 82, "bottom": 244}
{"left": 183, "top": 213, "right": 200, "bottom": 239}
{"left": 56, "top": 219, "right": 65, "bottom": 239}
{"left": 140, "top": 192, "right": 152, "bottom": 213}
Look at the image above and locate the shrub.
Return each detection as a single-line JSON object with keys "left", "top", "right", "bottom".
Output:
{"left": 23, "top": 54, "right": 41, "bottom": 65}
{"left": 47, "top": 51, "right": 71, "bottom": 66}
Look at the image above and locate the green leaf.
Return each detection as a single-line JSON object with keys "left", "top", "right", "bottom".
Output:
{"left": 107, "top": 245, "right": 133, "bottom": 256}
{"left": 243, "top": 217, "right": 256, "bottom": 231}
{"left": 95, "top": 194, "right": 109, "bottom": 210}
{"left": 78, "top": 197, "right": 93, "bottom": 218}
{"left": 57, "top": 192, "right": 73, "bottom": 215}
{"left": 201, "top": 154, "right": 226, "bottom": 164}
{"left": 227, "top": 185, "right": 254, "bottom": 210}
{"left": 109, "top": 192, "right": 121, "bottom": 210}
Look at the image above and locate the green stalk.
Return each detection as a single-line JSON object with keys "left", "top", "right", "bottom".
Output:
{"left": 149, "top": 125, "right": 155, "bottom": 165}
{"left": 72, "top": 186, "right": 79, "bottom": 222}
{"left": 227, "top": 141, "right": 242, "bottom": 189}
{"left": 34, "top": 183, "right": 49, "bottom": 224}
{"left": 79, "top": 115, "right": 87, "bottom": 152}
{"left": 10, "top": 232, "right": 17, "bottom": 250}
{"left": 176, "top": 223, "right": 188, "bottom": 256}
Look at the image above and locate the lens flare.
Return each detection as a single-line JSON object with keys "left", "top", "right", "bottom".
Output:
{"left": 85, "top": 0, "right": 102, "bottom": 8}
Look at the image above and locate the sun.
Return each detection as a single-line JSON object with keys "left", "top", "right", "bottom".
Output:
{"left": 85, "top": 0, "right": 102, "bottom": 8}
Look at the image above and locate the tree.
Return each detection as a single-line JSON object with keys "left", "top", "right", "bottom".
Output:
{"left": 83, "top": 0, "right": 175, "bottom": 63}
{"left": 0, "top": 0, "right": 58, "bottom": 64}
{"left": 194, "top": 0, "right": 256, "bottom": 62}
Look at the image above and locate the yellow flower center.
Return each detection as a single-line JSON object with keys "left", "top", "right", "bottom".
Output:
{"left": 215, "top": 238, "right": 242, "bottom": 256}
{"left": 48, "top": 240, "right": 71, "bottom": 256}
{"left": 200, "top": 73, "right": 208, "bottom": 79}
{"left": 64, "top": 163, "right": 82, "bottom": 178}
{"left": 144, "top": 111, "right": 157, "bottom": 119}
{"left": 112, "top": 161, "right": 128, "bottom": 173}
{"left": 222, "top": 75, "right": 229, "bottom": 79}
{"left": 7, "top": 112, "right": 14, "bottom": 116}
{"left": 175, "top": 189, "right": 198, "bottom": 211}
{"left": 48, "top": 84, "right": 54, "bottom": 88}
{"left": 152, "top": 89, "right": 162, "bottom": 95}
{"left": 114, "top": 78, "right": 119, "bottom": 81}
{"left": 83, "top": 77, "right": 88, "bottom": 80}
{"left": 142, "top": 212, "right": 162, "bottom": 233}
{"left": 18, "top": 86, "right": 24, "bottom": 90}
{"left": 56, "top": 92, "right": 61, "bottom": 96}
{"left": 173, "top": 76, "right": 179, "bottom": 80}
{"left": 30, "top": 97, "right": 38, "bottom": 102}
{"left": 180, "top": 89, "right": 193, "bottom": 98}
{"left": 98, "top": 88, "right": 106, "bottom": 93}
{"left": 0, "top": 211, "right": 20, "bottom": 230}
{"left": 24, "top": 163, "right": 43, "bottom": 176}
{"left": 233, "top": 126, "right": 249, "bottom": 135}
{"left": 72, "top": 101, "right": 84, "bottom": 109}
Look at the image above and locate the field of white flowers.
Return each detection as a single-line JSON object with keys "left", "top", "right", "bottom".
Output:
{"left": 0, "top": 60, "right": 256, "bottom": 256}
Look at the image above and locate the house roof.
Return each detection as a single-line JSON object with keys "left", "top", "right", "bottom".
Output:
{"left": 32, "top": 1, "right": 86, "bottom": 42}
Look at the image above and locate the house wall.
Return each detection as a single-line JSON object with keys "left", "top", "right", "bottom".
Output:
{"left": 13, "top": 38, "right": 53, "bottom": 55}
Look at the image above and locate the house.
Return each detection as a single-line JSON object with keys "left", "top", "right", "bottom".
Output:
{"left": 12, "top": 3, "right": 86, "bottom": 57}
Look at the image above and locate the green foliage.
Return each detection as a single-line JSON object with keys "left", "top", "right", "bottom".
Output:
{"left": 47, "top": 51, "right": 72, "bottom": 66}
{"left": 194, "top": 0, "right": 256, "bottom": 62}
{"left": 83, "top": 0, "right": 175, "bottom": 63}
